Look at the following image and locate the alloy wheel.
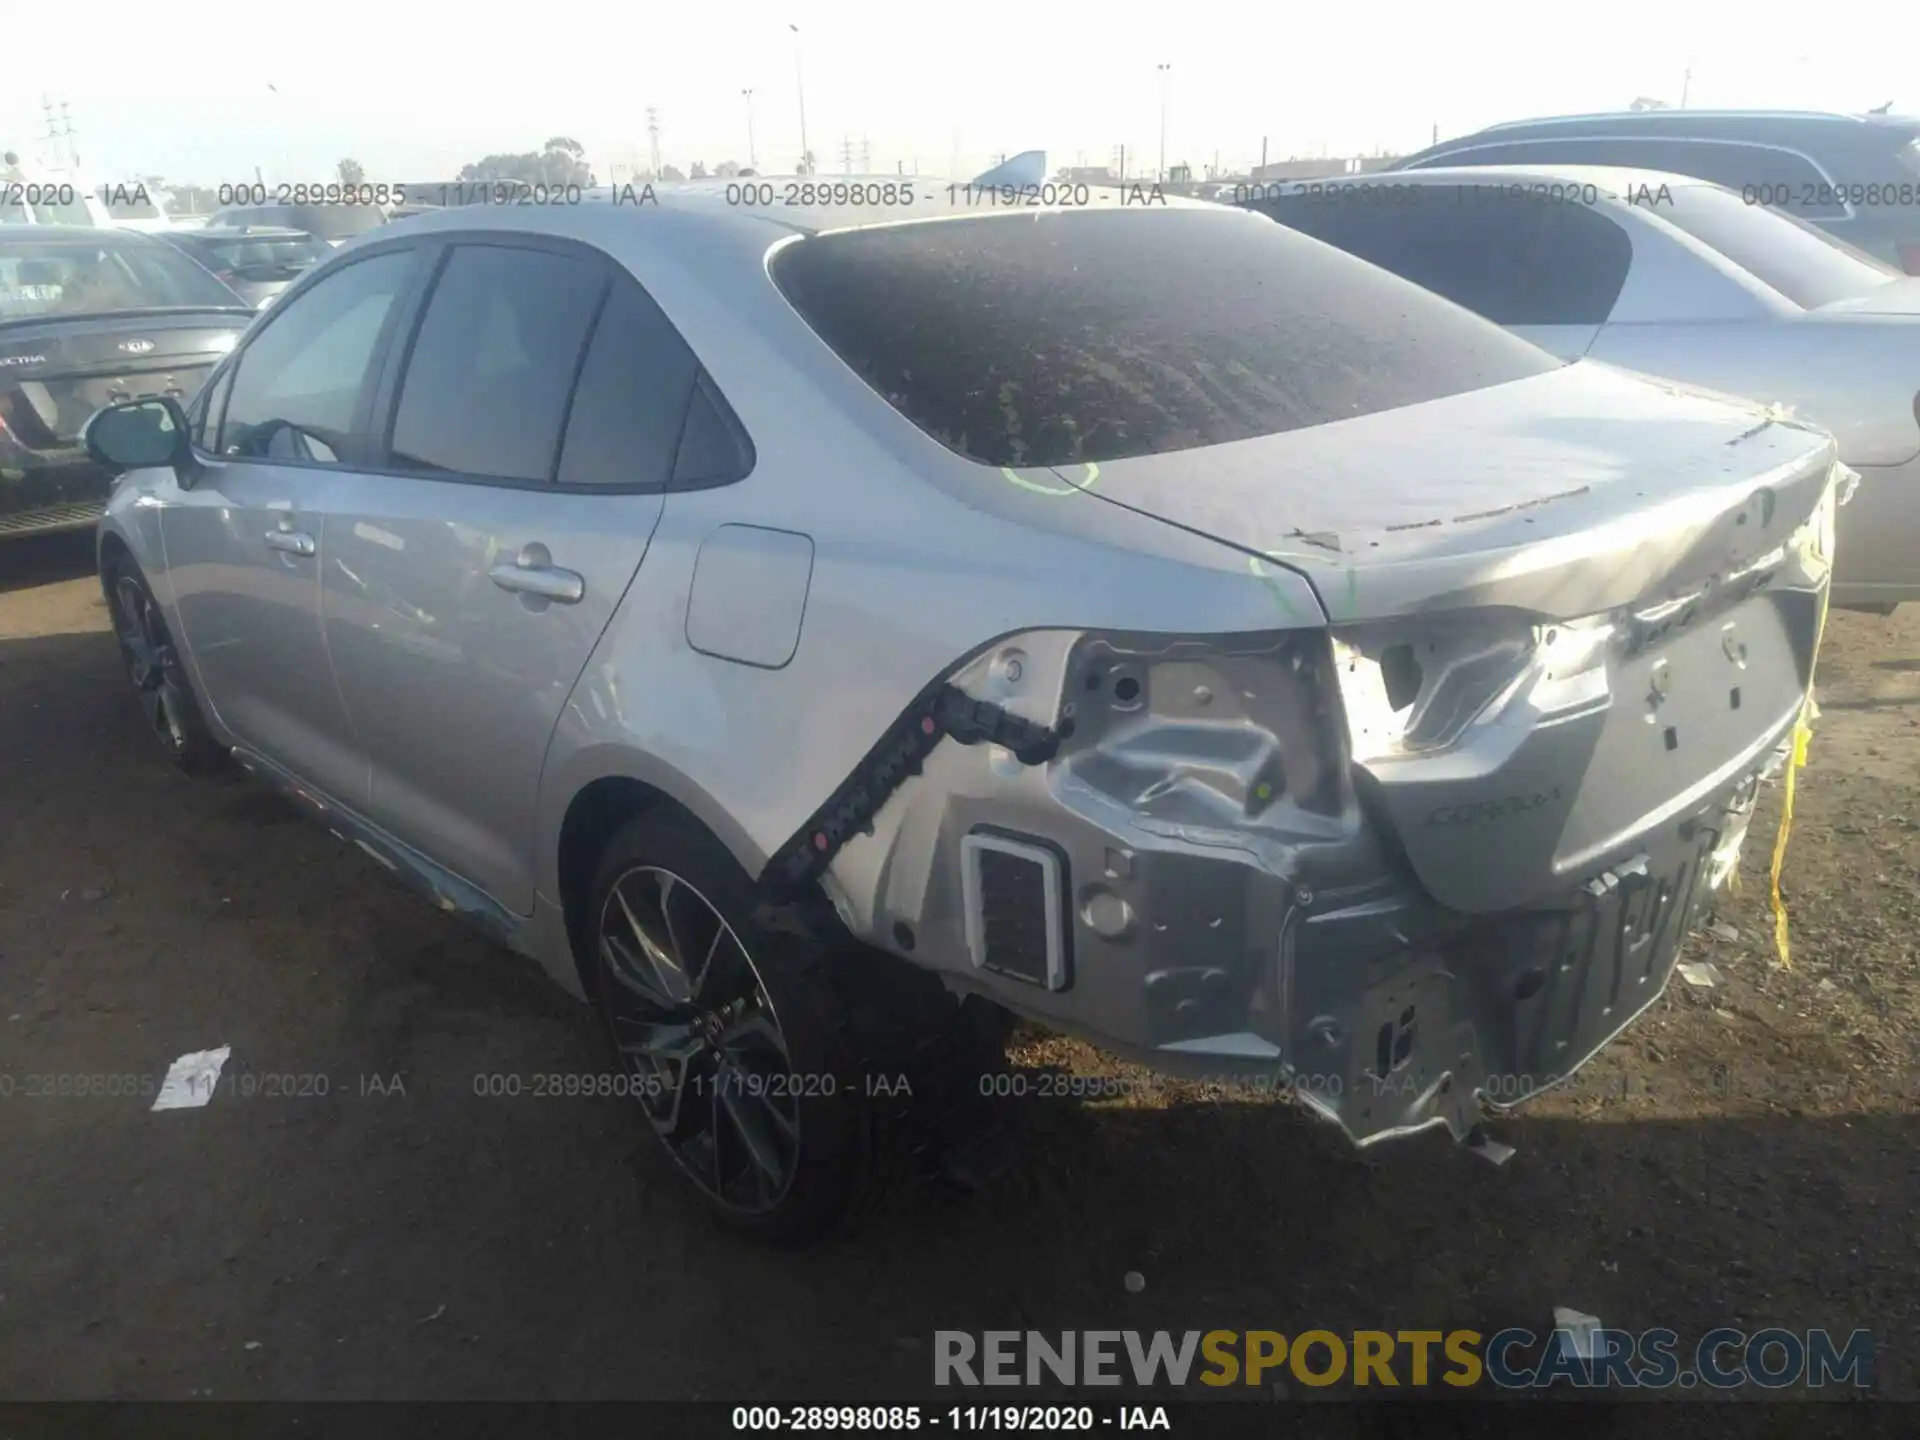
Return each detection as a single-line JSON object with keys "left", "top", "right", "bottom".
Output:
{"left": 597, "top": 866, "right": 803, "bottom": 1214}
{"left": 111, "top": 576, "right": 189, "bottom": 754}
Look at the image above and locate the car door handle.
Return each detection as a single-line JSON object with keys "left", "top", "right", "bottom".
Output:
{"left": 264, "top": 529, "right": 316, "bottom": 557}
{"left": 489, "top": 558, "right": 585, "bottom": 604}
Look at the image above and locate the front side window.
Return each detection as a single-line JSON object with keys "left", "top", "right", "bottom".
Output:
{"left": 1253, "top": 186, "right": 1633, "bottom": 326}
{"left": 219, "top": 249, "right": 415, "bottom": 465}
{"left": 388, "top": 244, "right": 605, "bottom": 483}
{"left": 771, "top": 209, "right": 1558, "bottom": 469}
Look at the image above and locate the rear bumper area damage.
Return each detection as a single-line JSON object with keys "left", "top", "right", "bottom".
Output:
{"left": 791, "top": 457, "right": 1842, "bottom": 1150}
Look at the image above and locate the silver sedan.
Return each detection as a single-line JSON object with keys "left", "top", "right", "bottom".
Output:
{"left": 1238, "top": 164, "right": 1918, "bottom": 610}
{"left": 82, "top": 188, "right": 1843, "bottom": 1242}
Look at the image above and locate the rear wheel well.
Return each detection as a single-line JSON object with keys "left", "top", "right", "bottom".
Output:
{"left": 557, "top": 776, "right": 671, "bottom": 988}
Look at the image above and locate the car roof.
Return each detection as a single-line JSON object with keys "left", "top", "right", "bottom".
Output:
{"left": 369, "top": 178, "right": 1224, "bottom": 275}
{"left": 0, "top": 224, "right": 159, "bottom": 245}
{"left": 1324, "top": 162, "right": 1735, "bottom": 200}
{"left": 585, "top": 177, "right": 1211, "bottom": 237}
{"left": 1477, "top": 108, "right": 1918, "bottom": 134}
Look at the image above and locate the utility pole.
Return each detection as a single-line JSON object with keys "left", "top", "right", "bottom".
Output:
{"left": 839, "top": 136, "right": 854, "bottom": 174}
{"left": 1157, "top": 63, "right": 1172, "bottom": 182}
{"left": 790, "top": 23, "right": 810, "bottom": 174}
{"left": 860, "top": 135, "right": 871, "bottom": 171}
{"left": 1680, "top": 61, "right": 1693, "bottom": 108}
{"left": 741, "top": 89, "right": 757, "bottom": 169}
{"left": 1260, "top": 135, "right": 1268, "bottom": 171}
{"left": 646, "top": 106, "right": 661, "bottom": 178}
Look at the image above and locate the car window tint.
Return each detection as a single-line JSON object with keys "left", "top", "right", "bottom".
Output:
{"left": 771, "top": 209, "right": 1558, "bottom": 469}
{"left": 194, "top": 365, "right": 234, "bottom": 450}
{"left": 672, "top": 373, "right": 754, "bottom": 485}
{"left": 554, "top": 279, "right": 696, "bottom": 487}
{"left": 220, "top": 250, "right": 414, "bottom": 465}
{"left": 1251, "top": 187, "right": 1631, "bottom": 325}
{"left": 389, "top": 244, "right": 605, "bottom": 483}
{"left": 1651, "top": 179, "right": 1898, "bottom": 308}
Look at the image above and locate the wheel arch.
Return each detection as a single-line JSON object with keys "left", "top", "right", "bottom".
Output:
{"left": 548, "top": 757, "right": 769, "bottom": 994}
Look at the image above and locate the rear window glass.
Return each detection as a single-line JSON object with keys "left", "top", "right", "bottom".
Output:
{"left": 291, "top": 205, "right": 386, "bottom": 240}
{"left": 210, "top": 205, "right": 385, "bottom": 241}
{"left": 1652, "top": 180, "right": 1901, "bottom": 308}
{"left": 770, "top": 209, "right": 1558, "bottom": 468}
{"left": 0, "top": 236, "right": 244, "bottom": 321}
{"left": 198, "top": 233, "right": 329, "bottom": 273}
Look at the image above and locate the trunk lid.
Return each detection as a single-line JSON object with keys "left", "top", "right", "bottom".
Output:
{"left": 1058, "top": 359, "right": 1840, "bottom": 623}
{"left": 0, "top": 311, "right": 245, "bottom": 448}
{"left": 1062, "top": 358, "right": 1844, "bottom": 918}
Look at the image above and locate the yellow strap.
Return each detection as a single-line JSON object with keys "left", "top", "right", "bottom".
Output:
{"left": 1767, "top": 710, "right": 1813, "bottom": 969}
{"left": 1769, "top": 563, "right": 1832, "bottom": 968}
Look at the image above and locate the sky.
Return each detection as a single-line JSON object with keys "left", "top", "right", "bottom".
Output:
{"left": 6, "top": 0, "right": 1918, "bottom": 185}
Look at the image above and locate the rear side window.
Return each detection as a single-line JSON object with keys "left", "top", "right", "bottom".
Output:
{"left": 1254, "top": 187, "right": 1633, "bottom": 325}
{"left": 771, "top": 209, "right": 1558, "bottom": 468}
{"left": 554, "top": 279, "right": 697, "bottom": 488}
{"left": 389, "top": 244, "right": 606, "bottom": 483}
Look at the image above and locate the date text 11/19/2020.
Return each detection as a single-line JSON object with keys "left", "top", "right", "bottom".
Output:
{"left": 730, "top": 1405, "right": 1171, "bottom": 1432}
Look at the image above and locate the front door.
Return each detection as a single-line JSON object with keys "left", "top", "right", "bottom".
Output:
{"left": 163, "top": 247, "right": 421, "bottom": 804}
{"left": 319, "top": 241, "right": 706, "bottom": 913}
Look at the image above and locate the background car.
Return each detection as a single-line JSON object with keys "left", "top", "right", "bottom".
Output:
{"left": 204, "top": 201, "right": 387, "bottom": 247}
{"left": 84, "top": 193, "right": 1839, "bottom": 1242}
{"left": 1392, "top": 109, "right": 1920, "bottom": 272}
{"left": 1240, "top": 164, "right": 1915, "bottom": 610}
{"left": 158, "top": 226, "right": 329, "bottom": 309}
{"left": 0, "top": 226, "right": 252, "bottom": 538}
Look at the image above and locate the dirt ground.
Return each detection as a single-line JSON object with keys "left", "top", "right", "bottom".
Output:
{"left": 1, "top": 529, "right": 1915, "bottom": 1405}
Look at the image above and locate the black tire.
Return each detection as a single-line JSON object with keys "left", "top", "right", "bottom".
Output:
{"left": 102, "top": 554, "right": 227, "bottom": 777}
{"left": 584, "top": 807, "right": 872, "bottom": 1245}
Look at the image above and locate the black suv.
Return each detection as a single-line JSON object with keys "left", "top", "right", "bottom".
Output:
{"left": 1392, "top": 110, "right": 1920, "bottom": 271}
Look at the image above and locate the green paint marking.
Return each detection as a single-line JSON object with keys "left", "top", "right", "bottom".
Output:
{"left": 1255, "top": 781, "right": 1273, "bottom": 802}
{"left": 1246, "top": 553, "right": 1307, "bottom": 621}
{"left": 998, "top": 461, "right": 1100, "bottom": 497}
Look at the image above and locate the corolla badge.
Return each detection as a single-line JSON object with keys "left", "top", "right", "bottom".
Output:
{"left": 117, "top": 339, "right": 156, "bottom": 354}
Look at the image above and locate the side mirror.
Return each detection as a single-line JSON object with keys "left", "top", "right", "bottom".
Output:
{"left": 83, "top": 396, "right": 191, "bottom": 474}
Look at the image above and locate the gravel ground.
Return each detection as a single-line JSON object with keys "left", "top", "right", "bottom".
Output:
{"left": 1, "top": 529, "right": 1915, "bottom": 1404}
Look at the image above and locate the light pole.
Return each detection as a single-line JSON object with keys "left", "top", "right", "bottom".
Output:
{"left": 1157, "top": 63, "right": 1171, "bottom": 182}
{"left": 741, "top": 88, "right": 757, "bottom": 169}
{"left": 266, "top": 81, "right": 290, "bottom": 188}
{"left": 790, "top": 23, "right": 811, "bottom": 174}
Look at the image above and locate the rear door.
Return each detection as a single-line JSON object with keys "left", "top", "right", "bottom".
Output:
{"left": 163, "top": 246, "right": 423, "bottom": 802}
{"left": 318, "top": 236, "right": 705, "bottom": 912}
{"left": 1252, "top": 185, "right": 1630, "bottom": 355}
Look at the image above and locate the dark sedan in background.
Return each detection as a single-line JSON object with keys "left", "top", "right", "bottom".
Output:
{"left": 1392, "top": 109, "right": 1920, "bottom": 272}
{"left": 158, "top": 226, "right": 329, "bottom": 309}
{"left": 204, "top": 202, "right": 388, "bottom": 247}
{"left": 1, "top": 227, "right": 254, "bottom": 538}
